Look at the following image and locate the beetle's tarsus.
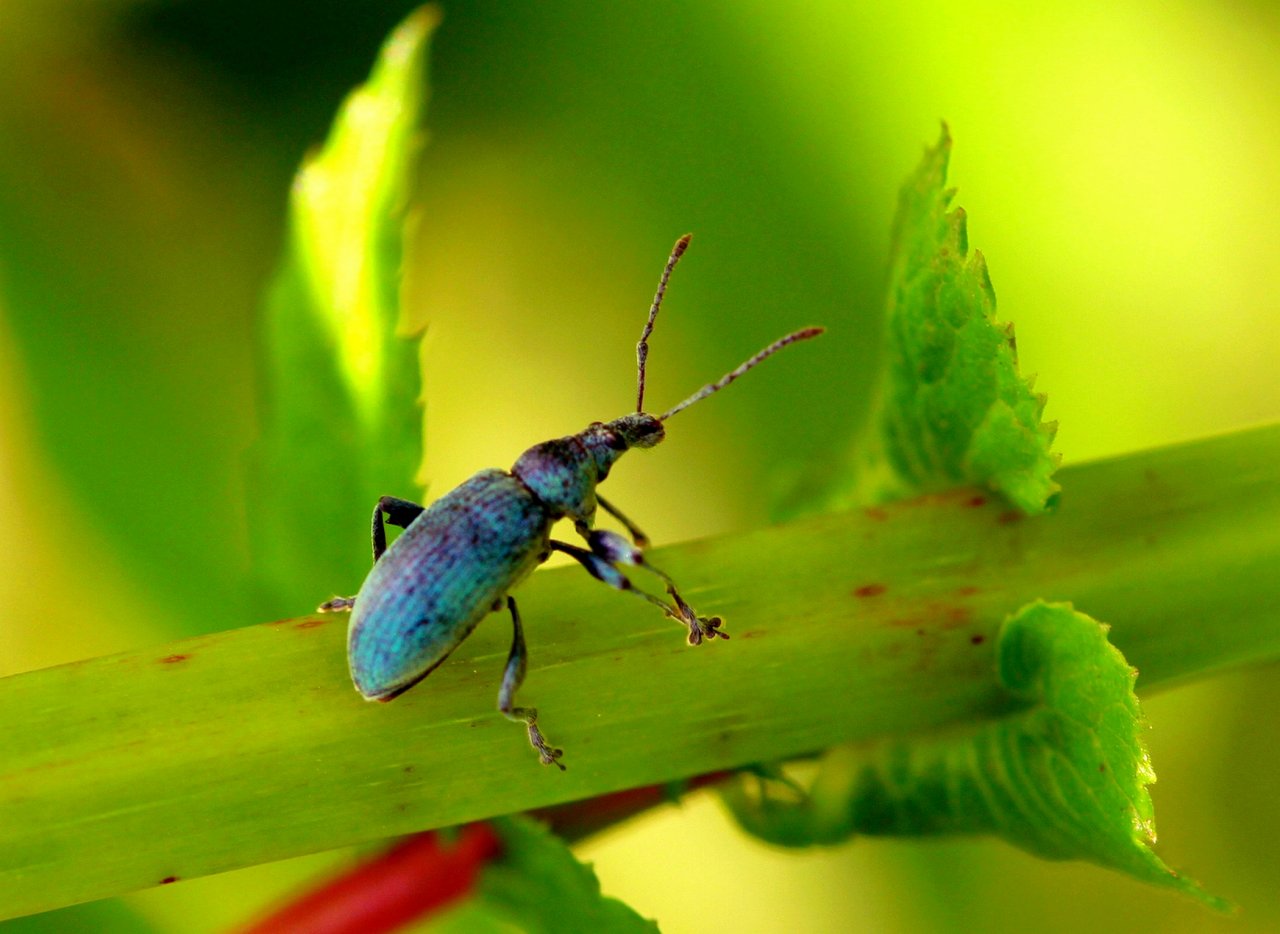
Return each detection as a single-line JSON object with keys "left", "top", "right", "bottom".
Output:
{"left": 505, "top": 703, "right": 566, "bottom": 770}
{"left": 498, "top": 597, "right": 567, "bottom": 769}
{"left": 318, "top": 596, "right": 356, "bottom": 613}
{"left": 687, "top": 614, "right": 727, "bottom": 645}
{"left": 667, "top": 585, "right": 728, "bottom": 645}
{"left": 539, "top": 746, "right": 567, "bottom": 771}
{"left": 527, "top": 713, "right": 567, "bottom": 771}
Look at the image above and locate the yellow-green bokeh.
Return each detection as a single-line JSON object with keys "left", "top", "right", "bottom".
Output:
{"left": 1, "top": 1, "right": 1276, "bottom": 932}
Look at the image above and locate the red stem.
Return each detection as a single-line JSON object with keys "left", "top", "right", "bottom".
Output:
{"left": 237, "top": 823, "right": 500, "bottom": 934}
{"left": 235, "top": 772, "right": 731, "bottom": 934}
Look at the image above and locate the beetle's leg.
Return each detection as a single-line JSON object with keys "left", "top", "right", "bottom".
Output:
{"left": 663, "top": 583, "right": 728, "bottom": 645}
{"left": 319, "top": 496, "right": 426, "bottom": 613}
{"left": 318, "top": 595, "right": 356, "bottom": 613}
{"left": 552, "top": 539, "right": 727, "bottom": 646}
{"left": 573, "top": 515, "right": 667, "bottom": 579}
{"left": 552, "top": 539, "right": 672, "bottom": 612}
{"left": 372, "top": 495, "right": 426, "bottom": 562}
{"left": 595, "top": 494, "right": 649, "bottom": 548}
{"left": 569, "top": 518, "right": 726, "bottom": 645}
{"left": 499, "top": 596, "right": 566, "bottom": 770}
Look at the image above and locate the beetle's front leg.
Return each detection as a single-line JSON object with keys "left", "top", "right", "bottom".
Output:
{"left": 596, "top": 494, "right": 649, "bottom": 548}
{"left": 319, "top": 495, "right": 426, "bottom": 613}
{"left": 556, "top": 534, "right": 727, "bottom": 646}
{"left": 499, "top": 596, "right": 566, "bottom": 770}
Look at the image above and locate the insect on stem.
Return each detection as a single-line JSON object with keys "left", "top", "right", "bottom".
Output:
{"left": 636, "top": 234, "right": 693, "bottom": 413}
{"left": 658, "top": 327, "right": 825, "bottom": 422}
{"left": 336, "top": 232, "right": 824, "bottom": 770}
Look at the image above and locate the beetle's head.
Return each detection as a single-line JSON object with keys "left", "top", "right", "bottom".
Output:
{"left": 606, "top": 412, "right": 665, "bottom": 450}
{"left": 573, "top": 413, "right": 664, "bottom": 489}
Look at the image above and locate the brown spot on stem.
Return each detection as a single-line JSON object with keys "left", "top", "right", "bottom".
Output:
{"left": 967, "top": 495, "right": 987, "bottom": 507}
{"left": 295, "top": 618, "right": 327, "bottom": 629}
{"left": 160, "top": 876, "right": 178, "bottom": 885}
{"left": 956, "top": 585, "right": 980, "bottom": 597}
{"left": 863, "top": 506, "right": 889, "bottom": 522}
{"left": 853, "top": 583, "right": 887, "bottom": 598}
{"left": 996, "top": 510, "right": 1023, "bottom": 525}
{"left": 880, "top": 641, "right": 905, "bottom": 659}
{"left": 160, "top": 654, "right": 188, "bottom": 665}
{"left": 970, "top": 634, "right": 986, "bottom": 645}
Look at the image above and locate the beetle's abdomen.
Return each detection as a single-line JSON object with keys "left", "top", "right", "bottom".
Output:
{"left": 348, "top": 469, "right": 552, "bottom": 700}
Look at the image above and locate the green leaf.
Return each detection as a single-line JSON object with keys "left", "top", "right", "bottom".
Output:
{"left": 723, "top": 601, "right": 1229, "bottom": 911}
{"left": 843, "top": 125, "right": 1059, "bottom": 515}
{"left": 474, "top": 817, "right": 658, "bottom": 933}
{"left": 249, "top": 6, "right": 438, "bottom": 614}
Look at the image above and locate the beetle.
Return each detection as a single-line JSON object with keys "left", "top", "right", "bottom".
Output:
{"left": 320, "top": 235, "right": 822, "bottom": 768}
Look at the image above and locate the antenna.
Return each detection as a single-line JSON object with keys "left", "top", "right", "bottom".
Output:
{"left": 659, "top": 327, "right": 825, "bottom": 422}
{"left": 636, "top": 234, "right": 693, "bottom": 412}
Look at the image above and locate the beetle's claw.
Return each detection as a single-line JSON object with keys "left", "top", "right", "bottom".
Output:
{"left": 318, "top": 596, "right": 356, "bottom": 613}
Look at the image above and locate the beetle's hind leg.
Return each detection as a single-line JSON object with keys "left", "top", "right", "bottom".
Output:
{"left": 372, "top": 495, "right": 426, "bottom": 562}
{"left": 318, "top": 495, "right": 426, "bottom": 613}
{"left": 499, "top": 596, "right": 565, "bottom": 770}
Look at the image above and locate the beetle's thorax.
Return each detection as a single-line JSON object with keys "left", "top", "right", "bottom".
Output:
{"left": 511, "top": 413, "right": 664, "bottom": 520}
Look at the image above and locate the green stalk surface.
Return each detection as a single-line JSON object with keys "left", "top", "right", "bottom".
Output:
{"left": 1, "top": 424, "right": 1277, "bottom": 919}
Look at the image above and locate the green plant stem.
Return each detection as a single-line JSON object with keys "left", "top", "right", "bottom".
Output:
{"left": 2, "top": 424, "right": 1278, "bottom": 920}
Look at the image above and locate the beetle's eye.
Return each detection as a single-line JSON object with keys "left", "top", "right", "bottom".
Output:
{"left": 605, "top": 430, "right": 627, "bottom": 451}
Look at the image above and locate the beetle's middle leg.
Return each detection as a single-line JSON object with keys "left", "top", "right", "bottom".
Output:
{"left": 499, "top": 596, "right": 566, "bottom": 770}
{"left": 319, "top": 495, "right": 427, "bottom": 613}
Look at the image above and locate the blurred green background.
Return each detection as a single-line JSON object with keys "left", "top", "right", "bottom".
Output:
{"left": 1, "top": 1, "right": 1277, "bottom": 931}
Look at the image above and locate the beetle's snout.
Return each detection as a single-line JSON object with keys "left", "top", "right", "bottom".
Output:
{"left": 609, "top": 412, "right": 665, "bottom": 449}
{"left": 628, "top": 418, "right": 665, "bottom": 449}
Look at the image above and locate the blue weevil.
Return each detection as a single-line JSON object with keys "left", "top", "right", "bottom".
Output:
{"left": 320, "top": 235, "right": 823, "bottom": 769}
